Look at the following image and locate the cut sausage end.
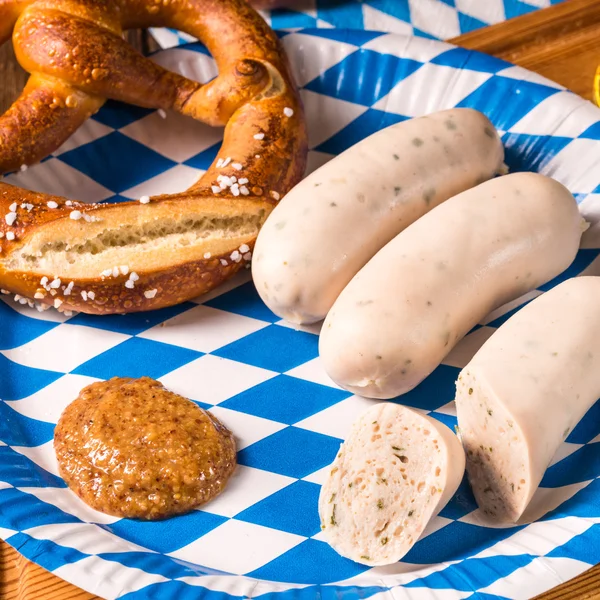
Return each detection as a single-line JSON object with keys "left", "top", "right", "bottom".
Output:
{"left": 455, "top": 277, "right": 600, "bottom": 524}
{"left": 456, "top": 371, "right": 531, "bottom": 523}
{"left": 319, "top": 403, "right": 465, "bottom": 566}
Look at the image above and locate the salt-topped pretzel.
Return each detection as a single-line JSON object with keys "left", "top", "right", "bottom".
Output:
{"left": 0, "top": 0, "right": 307, "bottom": 314}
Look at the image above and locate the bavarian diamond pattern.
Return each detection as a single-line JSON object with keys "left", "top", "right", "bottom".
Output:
{"left": 150, "top": 0, "right": 566, "bottom": 49}
{"left": 1, "top": 30, "right": 599, "bottom": 600}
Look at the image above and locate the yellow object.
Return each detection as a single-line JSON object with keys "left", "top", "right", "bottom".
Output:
{"left": 595, "top": 66, "right": 600, "bottom": 107}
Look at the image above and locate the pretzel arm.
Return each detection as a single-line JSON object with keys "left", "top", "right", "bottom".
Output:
{"left": 119, "top": 0, "right": 284, "bottom": 65}
{"left": 119, "top": 0, "right": 306, "bottom": 195}
{"left": 14, "top": 7, "right": 275, "bottom": 128}
{"left": 15, "top": 9, "right": 204, "bottom": 118}
{"left": 0, "top": 73, "right": 104, "bottom": 174}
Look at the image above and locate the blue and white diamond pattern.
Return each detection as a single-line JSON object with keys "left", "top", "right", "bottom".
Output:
{"left": 151, "top": 0, "right": 566, "bottom": 49}
{"left": 1, "top": 30, "right": 599, "bottom": 600}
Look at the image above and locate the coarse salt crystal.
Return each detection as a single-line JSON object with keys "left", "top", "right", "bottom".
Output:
{"left": 144, "top": 289, "right": 157, "bottom": 299}
{"left": 253, "top": 133, "right": 265, "bottom": 140}
{"left": 140, "top": 196, "right": 150, "bottom": 204}
{"left": 283, "top": 107, "right": 294, "bottom": 117}
{"left": 239, "top": 244, "right": 250, "bottom": 253}
{"left": 81, "top": 291, "right": 88, "bottom": 301}
{"left": 240, "top": 186, "right": 249, "bottom": 196}
{"left": 211, "top": 185, "right": 221, "bottom": 194}
{"left": 47, "top": 201, "right": 58, "bottom": 209}
{"left": 69, "top": 210, "right": 82, "bottom": 220}
{"left": 9, "top": 203, "right": 17, "bottom": 212}
{"left": 5, "top": 212, "right": 16, "bottom": 226}
{"left": 87, "top": 291, "right": 95, "bottom": 300}
{"left": 34, "top": 292, "right": 45, "bottom": 299}
{"left": 20, "top": 164, "right": 28, "bottom": 172}
{"left": 112, "top": 266, "right": 120, "bottom": 278}
{"left": 125, "top": 280, "right": 135, "bottom": 289}
{"left": 243, "top": 252, "right": 252, "bottom": 261}
{"left": 238, "top": 178, "right": 249, "bottom": 185}
{"left": 218, "top": 175, "right": 232, "bottom": 188}
{"left": 101, "top": 269, "right": 112, "bottom": 277}
{"left": 230, "top": 250, "right": 241, "bottom": 262}
{"left": 65, "top": 200, "right": 73, "bottom": 206}
{"left": 216, "top": 158, "right": 224, "bottom": 168}
{"left": 40, "top": 276, "right": 48, "bottom": 286}
{"left": 221, "top": 157, "right": 232, "bottom": 168}
{"left": 64, "top": 282, "right": 74, "bottom": 295}
{"left": 49, "top": 278, "right": 61, "bottom": 288}
{"left": 5, "top": 232, "right": 15, "bottom": 241}
{"left": 54, "top": 298, "right": 63, "bottom": 309}
{"left": 119, "top": 265, "right": 129, "bottom": 275}
{"left": 255, "top": 155, "right": 261, "bottom": 159}
{"left": 158, "top": 109, "right": 167, "bottom": 119}
{"left": 203, "top": 252, "right": 211, "bottom": 259}
{"left": 231, "top": 184, "right": 240, "bottom": 197}
{"left": 129, "top": 272, "right": 139, "bottom": 282}
{"left": 50, "top": 289, "right": 57, "bottom": 296}
{"left": 0, "top": 232, "right": 4, "bottom": 238}
{"left": 270, "top": 191, "right": 281, "bottom": 201}
{"left": 231, "top": 163, "right": 243, "bottom": 171}
{"left": 220, "top": 259, "right": 228, "bottom": 266}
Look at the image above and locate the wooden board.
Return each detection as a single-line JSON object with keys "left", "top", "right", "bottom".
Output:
{"left": 1, "top": 0, "right": 600, "bottom": 597}
{"left": 449, "top": 0, "right": 600, "bottom": 102}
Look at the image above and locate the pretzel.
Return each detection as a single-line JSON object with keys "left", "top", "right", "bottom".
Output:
{"left": 0, "top": 0, "right": 307, "bottom": 314}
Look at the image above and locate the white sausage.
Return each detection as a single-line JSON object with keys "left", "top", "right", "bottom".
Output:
{"left": 455, "top": 276, "right": 600, "bottom": 523}
{"left": 320, "top": 173, "right": 584, "bottom": 399}
{"left": 252, "top": 108, "right": 505, "bottom": 324}
{"left": 319, "top": 402, "right": 465, "bottom": 566}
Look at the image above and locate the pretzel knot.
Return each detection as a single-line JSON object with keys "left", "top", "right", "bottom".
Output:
{"left": 0, "top": 0, "right": 308, "bottom": 314}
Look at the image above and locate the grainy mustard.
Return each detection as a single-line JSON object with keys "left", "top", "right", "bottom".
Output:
{"left": 54, "top": 376, "right": 236, "bottom": 520}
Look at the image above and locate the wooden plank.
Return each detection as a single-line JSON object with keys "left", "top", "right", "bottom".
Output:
{"left": 450, "top": 0, "right": 600, "bottom": 101}
{"left": 1, "top": 542, "right": 101, "bottom": 600}
{"left": 0, "top": 42, "right": 25, "bottom": 113}
{"left": 1, "top": 1, "right": 600, "bottom": 598}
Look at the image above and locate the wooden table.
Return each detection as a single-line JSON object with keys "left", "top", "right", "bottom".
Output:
{"left": 1, "top": 0, "right": 600, "bottom": 598}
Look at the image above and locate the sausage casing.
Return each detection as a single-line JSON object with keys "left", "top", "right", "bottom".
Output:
{"left": 252, "top": 108, "right": 505, "bottom": 324}
{"left": 320, "top": 173, "right": 584, "bottom": 399}
{"left": 456, "top": 276, "right": 600, "bottom": 523}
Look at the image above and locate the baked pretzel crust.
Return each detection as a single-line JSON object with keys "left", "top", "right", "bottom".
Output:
{"left": 0, "top": 0, "right": 307, "bottom": 314}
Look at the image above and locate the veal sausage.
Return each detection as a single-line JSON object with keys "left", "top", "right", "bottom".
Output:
{"left": 319, "top": 173, "right": 584, "bottom": 399}
{"left": 455, "top": 276, "right": 600, "bottom": 523}
{"left": 252, "top": 108, "right": 505, "bottom": 324}
{"left": 319, "top": 402, "right": 465, "bottom": 566}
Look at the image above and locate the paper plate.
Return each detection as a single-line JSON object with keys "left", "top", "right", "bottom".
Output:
{"left": 1, "top": 29, "right": 600, "bottom": 600}
{"left": 149, "top": 0, "right": 568, "bottom": 49}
